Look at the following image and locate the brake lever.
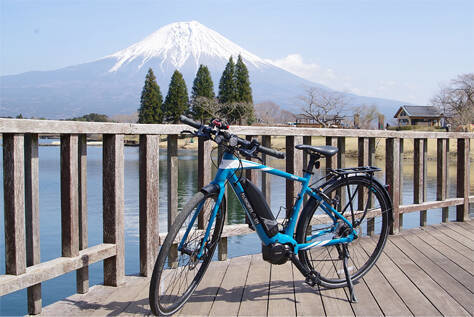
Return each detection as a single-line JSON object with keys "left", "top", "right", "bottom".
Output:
{"left": 239, "top": 147, "right": 263, "bottom": 163}
{"left": 181, "top": 130, "right": 196, "bottom": 136}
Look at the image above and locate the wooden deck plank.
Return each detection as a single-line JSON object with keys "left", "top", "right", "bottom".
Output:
{"left": 209, "top": 255, "right": 251, "bottom": 316}
{"left": 41, "top": 276, "right": 146, "bottom": 316}
{"left": 267, "top": 262, "right": 297, "bottom": 317}
{"left": 119, "top": 278, "right": 151, "bottom": 315}
{"left": 405, "top": 228, "right": 474, "bottom": 285}
{"left": 384, "top": 238, "right": 469, "bottom": 316}
{"left": 178, "top": 259, "right": 229, "bottom": 316}
{"left": 40, "top": 221, "right": 474, "bottom": 316}
{"left": 433, "top": 224, "right": 474, "bottom": 250}
{"left": 422, "top": 225, "right": 474, "bottom": 262}
{"left": 90, "top": 276, "right": 150, "bottom": 316}
{"left": 360, "top": 238, "right": 440, "bottom": 316}
{"left": 394, "top": 234, "right": 474, "bottom": 314}
{"left": 449, "top": 222, "right": 474, "bottom": 241}
{"left": 238, "top": 254, "right": 271, "bottom": 317}
{"left": 359, "top": 260, "right": 412, "bottom": 316}
{"left": 292, "top": 265, "right": 326, "bottom": 316}
{"left": 317, "top": 249, "right": 354, "bottom": 317}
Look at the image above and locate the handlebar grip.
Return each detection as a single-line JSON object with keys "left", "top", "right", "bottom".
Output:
{"left": 180, "top": 115, "right": 202, "bottom": 129}
{"left": 258, "top": 145, "right": 285, "bottom": 159}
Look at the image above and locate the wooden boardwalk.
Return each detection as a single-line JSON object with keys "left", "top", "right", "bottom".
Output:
{"left": 42, "top": 221, "right": 474, "bottom": 316}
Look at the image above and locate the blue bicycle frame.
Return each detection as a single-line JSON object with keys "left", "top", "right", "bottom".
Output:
{"left": 179, "top": 151, "right": 358, "bottom": 259}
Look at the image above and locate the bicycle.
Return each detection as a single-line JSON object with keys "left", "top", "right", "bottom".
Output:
{"left": 149, "top": 116, "right": 393, "bottom": 316}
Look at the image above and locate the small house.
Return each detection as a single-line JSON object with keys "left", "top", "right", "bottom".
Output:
{"left": 394, "top": 105, "right": 443, "bottom": 127}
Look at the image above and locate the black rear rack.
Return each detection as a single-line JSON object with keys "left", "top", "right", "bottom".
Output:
{"left": 328, "top": 166, "right": 381, "bottom": 177}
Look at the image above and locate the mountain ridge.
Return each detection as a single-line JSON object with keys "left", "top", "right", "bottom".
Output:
{"left": 0, "top": 21, "right": 407, "bottom": 120}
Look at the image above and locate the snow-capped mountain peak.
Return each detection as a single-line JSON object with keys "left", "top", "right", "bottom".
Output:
{"left": 108, "top": 21, "right": 269, "bottom": 72}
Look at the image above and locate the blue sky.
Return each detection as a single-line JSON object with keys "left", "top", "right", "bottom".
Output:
{"left": 1, "top": 0, "right": 473, "bottom": 105}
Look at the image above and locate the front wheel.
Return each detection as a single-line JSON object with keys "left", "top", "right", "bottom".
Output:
{"left": 296, "top": 176, "right": 391, "bottom": 288}
{"left": 149, "top": 191, "right": 225, "bottom": 316}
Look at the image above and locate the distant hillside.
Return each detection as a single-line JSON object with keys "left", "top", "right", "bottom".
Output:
{"left": 0, "top": 21, "right": 407, "bottom": 120}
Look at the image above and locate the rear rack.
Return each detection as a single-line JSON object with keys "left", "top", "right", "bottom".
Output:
{"left": 328, "top": 166, "right": 381, "bottom": 177}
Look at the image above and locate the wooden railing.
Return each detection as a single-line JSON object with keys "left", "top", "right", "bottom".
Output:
{"left": 0, "top": 118, "right": 472, "bottom": 314}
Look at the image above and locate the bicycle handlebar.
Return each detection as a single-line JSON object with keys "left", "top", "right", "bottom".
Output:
{"left": 180, "top": 115, "right": 202, "bottom": 130}
{"left": 179, "top": 115, "right": 285, "bottom": 159}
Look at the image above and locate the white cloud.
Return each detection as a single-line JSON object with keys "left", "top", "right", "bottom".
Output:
{"left": 268, "top": 54, "right": 323, "bottom": 82}
{"left": 269, "top": 53, "right": 426, "bottom": 104}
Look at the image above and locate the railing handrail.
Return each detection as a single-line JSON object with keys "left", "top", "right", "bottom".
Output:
{"left": 1, "top": 118, "right": 473, "bottom": 138}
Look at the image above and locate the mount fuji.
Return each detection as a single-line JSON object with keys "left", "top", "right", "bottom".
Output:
{"left": 0, "top": 21, "right": 403, "bottom": 119}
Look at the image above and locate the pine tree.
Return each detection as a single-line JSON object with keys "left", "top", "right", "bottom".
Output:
{"left": 191, "top": 65, "right": 216, "bottom": 122}
{"left": 218, "top": 57, "right": 237, "bottom": 103}
{"left": 192, "top": 65, "right": 215, "bottom": 99}
{"left": 162, "top": 70, "right": 189, "bottom": 123}
{"left": 138, "top": 68, "right": 163, "bottom": 123}
{"left": 234, "top": 55, "right": 253, "bottom": 103}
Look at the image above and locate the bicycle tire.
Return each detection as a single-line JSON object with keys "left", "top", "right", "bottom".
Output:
{"left": 149, "top": 191, "right": 225, "bottom": 316}
{"left": 296, "top": 175, "right": 390, "bottom": 288}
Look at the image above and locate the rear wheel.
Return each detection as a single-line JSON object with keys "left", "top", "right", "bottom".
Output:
{"left": 149, "top": 191, "right": 225, "bottom": 316}
{"left": 296, "top": 176, "right": 390, "bottom": 288}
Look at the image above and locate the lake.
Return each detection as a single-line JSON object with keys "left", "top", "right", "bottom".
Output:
{"left": 0, "top": 144, "right": 472, "bottom": 315}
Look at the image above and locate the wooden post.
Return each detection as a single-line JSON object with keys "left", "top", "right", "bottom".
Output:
{"left": 167, "top": 135, "right": 178, "bottom": 268}
{"left": 139, "top": 135, "right": 160, "bottom": 276}
{"left": 24, "top": 134, "right": 41, "bottom": 314}
{"left": 262, "top": 136, "right": 272, "bottom": 205}
{"left": 76, "top": 134, "right": 88, "bottom": 294}
{"left": 437, "top": 138, "right": 449, "bottom": 222}
{"left": 3, "top": 134, "right": 26, "bottom": 276}
{"left": 399, "top": 139, "right": 404, "bottom": 228}
{"left": 61, "top": 134, "right": 79, "bottom": 258}
{"left": 286, "top": 136, "right": 303, "bottom": 217}
{"left": 337, "top": 137, "right": 346, "bottom": 208}
{"left": 378, "top": 114, "right": 384, "bottom": 130}
{"left": 302, "top": 136, "right": 312, "bottom": 204}
{"left": 217, "top": 146, "right": 228, "bottom": 261}
{"left": 457, "top": 138, "right": 470, "bottom": 221}
{"left": 386, "top": 138, "right": 400, "bottom": 234}
{"left": 358, "top": 138, "right": 370, "bottom": 233}
{"left": 103, "top": 134, "right": 125, "bottom": 286}
{"left": 354, "top": 114, "right": 360, "bottom": 128}
{"left": 414, "top": 138, "right": 427, "bottom": 226}
{"left": 198, "top": 138, "right": 212, "bottom": 228}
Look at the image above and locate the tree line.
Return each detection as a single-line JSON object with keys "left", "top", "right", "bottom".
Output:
{"left": 138, "top": 55, "right": 255, "bottom": 125}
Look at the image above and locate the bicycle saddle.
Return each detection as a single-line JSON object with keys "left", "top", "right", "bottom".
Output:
{"left": 295, "top": 144, "right": 338, "bottom": 157}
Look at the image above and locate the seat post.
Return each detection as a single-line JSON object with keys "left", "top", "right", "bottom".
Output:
{"left": 303, "top": 154, "right": 320, "bottom": 175}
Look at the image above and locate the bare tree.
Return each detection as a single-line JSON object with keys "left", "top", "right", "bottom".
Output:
{"left": 353, "top": 104, "right": 380, "bottom": 129}
{"left": 298, "top": 87, "right": 349, "bottom": 127}
{"left": 431, "top": 73, "right": 474, "bottom": 129}
{"left": 254, "top": 101, "right": 296, "bottom": 124}
{"left": 190, "top": 97, "right": 220, "bottom": 123}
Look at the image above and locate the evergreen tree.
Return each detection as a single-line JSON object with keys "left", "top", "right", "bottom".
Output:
{"left": 162, "top": 70, "right": 189, "bottom": 123}
{"left": 191, "top": 65, "right": 216, "bottom": 122}
{"left": 138, "top": 68, "right": 163, "bottom": 123}
{"left": 234, "top": 55, "right": 253, "bottom": 103}
{"left": 218, "top": 57, "right": 237, "bottom": 103}
{"left": 192, "top": 65, "right": 215, "bottom": 99}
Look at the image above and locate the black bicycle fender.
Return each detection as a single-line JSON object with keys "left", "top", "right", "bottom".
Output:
{"left": 200, "top": 183, "right": 220, "bottom": 195}
{"left": 370, "top": 177, "right": 394, "bottom": 224}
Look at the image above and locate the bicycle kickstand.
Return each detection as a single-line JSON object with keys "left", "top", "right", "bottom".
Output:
{"left": 342, "top": 244, "right": 358, "bottom": 303}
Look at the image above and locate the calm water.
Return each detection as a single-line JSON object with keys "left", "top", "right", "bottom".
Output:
{"left": 0, "top": 144, "right": 472, "bottom": 315}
